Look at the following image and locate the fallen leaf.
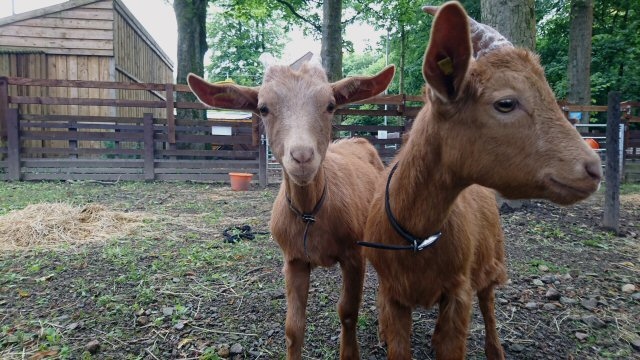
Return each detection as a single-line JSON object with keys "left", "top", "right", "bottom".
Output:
{"left": 29, "top": 349, "right": 58, "bottom": 360}
{"left": 178, "top": 337, "right": 193, "bottom": 349}
{"left": 35, "top": 274, "right": 55, "bottom": 282}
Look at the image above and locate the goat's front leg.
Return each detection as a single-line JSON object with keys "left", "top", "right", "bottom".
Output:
{"left": 377, "top": 286, "right": 412, "bottom": 360}
{"left": 478, "top": 285, "right": 505, "bottom": 360}
{"left": 337, "top": 252, "right": 365, "bottom": 360}
{"left": 432, "top": 279, "right": 473, "bottom": 360}
{"left": 284, "top": 259, "right": 311, "bottom": 360}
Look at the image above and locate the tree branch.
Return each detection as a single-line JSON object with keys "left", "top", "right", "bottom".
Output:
{"left": 273, "top": 0, "right": 322, "bottom": 33}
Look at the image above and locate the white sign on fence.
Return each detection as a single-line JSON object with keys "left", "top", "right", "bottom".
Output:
{"left": 212, "top": 126, "right": 232, "bottom": 136}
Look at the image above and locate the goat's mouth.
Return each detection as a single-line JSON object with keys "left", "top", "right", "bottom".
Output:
{"left": 545, "top": 176, "right": 599, "bottom": 205}
{"left": 285, "top": 166, "right": 319, "bottom": 186}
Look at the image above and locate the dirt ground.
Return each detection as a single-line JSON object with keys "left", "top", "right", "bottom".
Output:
{"left": 0, "top": 181, "right": 639, "bottom": 359}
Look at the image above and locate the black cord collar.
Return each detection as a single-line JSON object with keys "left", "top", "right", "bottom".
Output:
{"left": 358, "top": 162, "right": 442, "bottom": 252}
{"left": 286, "top": 180, "right": 327, "bottom": 257}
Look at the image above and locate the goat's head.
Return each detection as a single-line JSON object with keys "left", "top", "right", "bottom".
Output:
{"left": 421, "top": 2, "right": 601, "bottom": 205}
{"left": 187, "top": 60, "right": 394, "bottom": 186}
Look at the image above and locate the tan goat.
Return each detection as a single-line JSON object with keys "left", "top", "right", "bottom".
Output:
{"left": 187, "top": 61, "right": 394, "bottom": 359}
{"left": 361, "top": 2, "right": 602, "bottom": 359}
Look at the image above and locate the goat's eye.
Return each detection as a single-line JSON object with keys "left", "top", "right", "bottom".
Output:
{"left": 326, "top": 102, "right": 336, "bottom": 113}
{"left": 494, "top": 98, "right": 518, "bottom": 113}
{"left": 258, "top": 105, "right": 269, "bottom": 116}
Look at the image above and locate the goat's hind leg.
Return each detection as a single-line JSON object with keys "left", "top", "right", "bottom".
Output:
{"left": 284, "top": 259, "right": 311, "bottom": 360}
{"left": 478, "top": 285, "right": 505, "bottom": 360}
{"left": 337, "top": 253, "right": 365, "bottom": 360}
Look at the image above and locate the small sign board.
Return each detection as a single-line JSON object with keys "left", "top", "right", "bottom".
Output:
{"left": 212, "top": 126, "right": 232, "bottom": 136}
{"left": 568, "top": 111, "right": 583, "bottom": 121}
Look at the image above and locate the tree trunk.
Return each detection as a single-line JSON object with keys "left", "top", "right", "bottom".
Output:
{"left": 321, "top": 0, "right": 343, "bottom": 82}
{"left": 480, "top": 0, "right": 535, "bottom": 50}
{"left": 567, "top": 0, "right": 593, "bottom": 123}
{"left": 174, "top": 0, "right": 208, "bottom": 120}
{"left": 398, "top": 22, "right": 405, "bottom": 95}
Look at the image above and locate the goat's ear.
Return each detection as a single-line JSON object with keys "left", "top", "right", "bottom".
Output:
{"left": 422, "top": 2, "right": 472, "bottom": 102}
{"left": 331, "top": 65, "right": 395, "bottom": 106}
{"left": 187, "top": 73, "right": 259, "bottom": 111}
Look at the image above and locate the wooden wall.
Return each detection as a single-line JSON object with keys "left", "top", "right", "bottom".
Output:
{"left": 113, "top": 1, "right": 173, "bottom": 119}
{"left": 0, "top": 1, "right": 115, "bottom": 57}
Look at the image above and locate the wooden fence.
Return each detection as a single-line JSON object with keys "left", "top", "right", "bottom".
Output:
{"left": 0, "top": 76, "right": 421, "bottom": 184}
{"left": 562, "top": 102, "right": 640, "bottom": 182}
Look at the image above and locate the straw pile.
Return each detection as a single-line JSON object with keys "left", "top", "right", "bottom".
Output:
{"left": 0, "top": 203, "right": 149, "bottom": 251}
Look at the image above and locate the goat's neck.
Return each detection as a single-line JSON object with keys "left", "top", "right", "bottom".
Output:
{"left": 283, "top": 167, "right": 327, "bottom": 214}
{"left": 388, "top": 111, "right": 468, "bottom": 237}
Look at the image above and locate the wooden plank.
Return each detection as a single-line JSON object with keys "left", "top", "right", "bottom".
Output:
{"left": 22, "top": 147, "right": 142, "bottom": 156}
{"left": 0, "top": 36, "right": 113, "bottom": 50}
{"left": 20, "top": 121, "right": 143, "bottom": 131}
{"left": 6, "top": 109, "right": 20, "bottom": 180}
{"left": 21, "top": 114, "right": 142, "bottom": 123}
{"left": 155, "top": 173, "right": 230, "bottom": 182}
{"left": 335, "top": 125, "right": 404, "bottom": 132}
{"left": 47, "top": 8, "right": 114, "bottom": 21}
{"left": 22, "top": 173, "right": 143, "bottom": 181}
{"left": 0, "top": 25, "right": 113, "bottom": 40}
{"left": 0, "top": 77, "right": 8, "bottom": 144}
{"left": 603, "top": 91, "right": 621, "bottom": 233}
{"left": 8, "top": 77, "right": 168, "bottom": 91}
{"left": 155, "top": 160, "right": 259, "bottom": 168}
{"left": 155, "top": 167, "right": 258, "bottom": 174}
{"left": 156, "top": 149, "right": 257, "bottom": 158}
{"left": 155, "top": 134, "right": 253, "bottom": 144}
{"left": 562, "top": 105, "right": 608, "bottom": 112}
{"left": 10, "top": 96, "right": 166, "bottom": 108}
{"left": 258, "top": 127, "right": 267, "bottom": 188}
{"left": 143, "top": 113, "right": 154, "bottom": 181}
{"left": 15, "top": 17, "right": 113, "bottom": 30}
{"left": 166, "top": 83, "right": 175, "bottom": 143}
{"left": 335, "top": 109, "right": 399, "bottom": 116}
{"left": 22, "top": 159, "right": 143, "bottom": 168}
{"left": 21, "top": 130, "right": 143, "bottom": 141}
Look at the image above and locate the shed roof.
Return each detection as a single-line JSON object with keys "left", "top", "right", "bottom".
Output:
{"left": 0, "top": 0, "right": 173, "bottom": 68}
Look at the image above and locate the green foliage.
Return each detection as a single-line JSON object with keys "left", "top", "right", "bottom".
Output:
{"left": 206, "top": 1, "right": 288, "bottom": 85}
{"left": 537, "top": 0, "right": 640, "bottom": 108}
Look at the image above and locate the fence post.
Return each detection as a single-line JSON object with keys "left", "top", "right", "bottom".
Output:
{"left": 259, "top": 132, "right": 267, "bottom": 188}
{"left": 603, "top": 91, "right": 620, "bottom": 233}
{"left": 7, "top": 109, "right": 20, "bottom": 181}
{"left": 0, "top": 77, "right": 7, "bottom": 161}
{"left": 165, "top": 83, "right": 176, "bottom": 144}
{"left": 143, "top": 113, "right": 155, "bottom": 181}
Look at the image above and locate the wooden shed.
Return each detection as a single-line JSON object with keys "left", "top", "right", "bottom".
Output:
{"left": 0, "top": 0, "right": 174, "bottom": 119}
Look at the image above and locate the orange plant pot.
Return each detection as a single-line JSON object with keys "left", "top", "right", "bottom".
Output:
{"left": 585, "top": 138, "right": 600, "bottom": 150}
{"left": 229, "top": 172, "right": 253, "bottom": 191}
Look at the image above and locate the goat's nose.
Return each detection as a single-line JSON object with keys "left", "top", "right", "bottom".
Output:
{"left": 585, "top": 158, "right": 602, "bottom": 182}
{"left": 290, "top": 146, "right": 314, "bottom": 164}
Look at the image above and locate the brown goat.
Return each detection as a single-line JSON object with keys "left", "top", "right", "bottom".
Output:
{"left": 361, "top": 3, "right": 602, "bottom": 360}
{"left": 187, "top": 61, "right": 394, "bottom": 359}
